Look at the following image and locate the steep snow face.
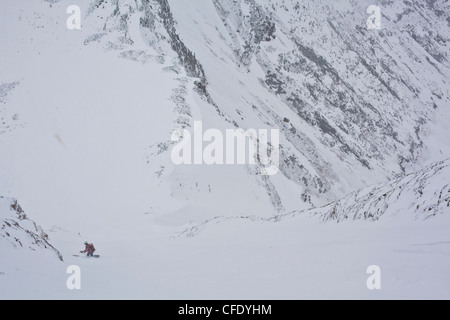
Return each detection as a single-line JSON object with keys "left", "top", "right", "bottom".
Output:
{"left": 168, "top": 0, "right": 450, "bottom": 206}
{"left": 0, "top": 0, "right": 284, "bottom": 233}
{"left": 0, "top": 0, "right": 181, "bottom": 228}
{"left": 0, "top": 1, "right": 449, "bottom": 220}
{"left": 75, "top": 0, "right": 450, "bottom": 214}
{"left": 2, "top": 0, "right": 448, "bottom": 222}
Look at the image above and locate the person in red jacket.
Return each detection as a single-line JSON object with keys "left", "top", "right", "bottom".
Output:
{"left": 80, "top": 241, "right": 96, "bottom": 257}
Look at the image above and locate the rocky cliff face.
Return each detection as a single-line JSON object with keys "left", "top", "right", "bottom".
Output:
{"left": 0, "top": 197, "right": 63, "bottom": 261}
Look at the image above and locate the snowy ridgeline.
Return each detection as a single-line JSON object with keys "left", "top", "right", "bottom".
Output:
{"left": 179, "top": 159, "right": 450, "bottom": 237}
{"left": 0, "top": 197, "right": 63, "bottom": 261}
{"left": 313, "top": 159, "right": 450, "bottom": 222}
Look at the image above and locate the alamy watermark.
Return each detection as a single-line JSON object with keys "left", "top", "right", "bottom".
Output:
{"left": 66, "top": 265, "right": 81, "bottom": 290}
{"left": 366, "top": 265, "right": 381, "bottom": 290}
{"left": 171, "top": 121, "right": 280, "bottom": 176}
{"left": 66, "top": 5, "right": 81, "bottom": 30}
{"left": 367, "top": 5, "right": 382, "bottom": 30}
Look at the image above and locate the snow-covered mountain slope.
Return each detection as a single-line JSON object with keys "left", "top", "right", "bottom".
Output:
{"left": 0, "top": 0, "right": 288, "bottom": 229}
{"left": 1, "top": 167, "right": 449, "bottom": 300}
{"left": 1, "top": 196, "right": 65, "bottom": 298}
{"left": 167, "top": 0, "right": 450, "bottom": 206}
{"left": 179, "top": 158, "right": 450, "bottom": 238}
{"left": 0, "top": 0, "right": 449, "bottom": 299}
{"left": 168, "top": 159, "right": 450, "bottom": 299}
{"left": 0, "top": 197, "right": 62, "bottom": 260}
{"left": 316, "top": 158, "right": 450, "bottom": 222}
{"left": 168, "top": 201, "right": 450, "bottom": 300}
{"left": 1, "top": 0, "right": 449, "bottom": 221}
